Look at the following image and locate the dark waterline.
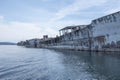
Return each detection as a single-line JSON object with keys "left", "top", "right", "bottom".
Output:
{"left": 0, "top": 45, "right": 120, "bottom": 80}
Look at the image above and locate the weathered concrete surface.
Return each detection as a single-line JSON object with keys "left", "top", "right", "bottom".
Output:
{"left": 17, "top": 11, "right": 120, "bottom": 52}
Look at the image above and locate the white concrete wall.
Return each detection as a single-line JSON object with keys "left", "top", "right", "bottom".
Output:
{"left": 92, "top": 12, "right": 120, "bottom": 43}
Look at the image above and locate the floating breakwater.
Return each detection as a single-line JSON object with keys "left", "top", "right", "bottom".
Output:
{"left": 18, "top": 11, "right": 120, "bottom": 52}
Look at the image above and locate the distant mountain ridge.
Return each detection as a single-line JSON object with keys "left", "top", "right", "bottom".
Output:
{"left": 0, "top": 42, "right": 16, "bottom": 45}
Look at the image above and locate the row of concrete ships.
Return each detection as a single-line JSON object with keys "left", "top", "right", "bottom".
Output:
{"left": 18, "top": 11, "right": 120, "bottom": 52}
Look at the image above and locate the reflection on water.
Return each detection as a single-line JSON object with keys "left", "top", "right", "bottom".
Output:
{"left": 0, "top": 45, "right": 120, "bottom": 80}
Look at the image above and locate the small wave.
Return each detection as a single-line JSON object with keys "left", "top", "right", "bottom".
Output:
{"left": 0, "top": 64, "right": 30, "bottom": 73}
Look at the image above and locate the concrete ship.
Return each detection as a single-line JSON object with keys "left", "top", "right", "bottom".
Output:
{"left": 18, "top": 11, "right": 120, "bottom": 52}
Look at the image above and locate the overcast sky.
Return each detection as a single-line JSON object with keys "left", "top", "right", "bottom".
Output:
{"left": 0, "top": 0, "right": 120, "bottom": 42}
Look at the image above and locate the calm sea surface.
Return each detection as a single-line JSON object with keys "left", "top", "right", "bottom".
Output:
{"left": 0, "top": 45, "right": 120, "bottom": 80}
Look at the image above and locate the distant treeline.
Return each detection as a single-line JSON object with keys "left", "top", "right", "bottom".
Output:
{"left": 0, "top": 42, "right": 16, "bottom": 45}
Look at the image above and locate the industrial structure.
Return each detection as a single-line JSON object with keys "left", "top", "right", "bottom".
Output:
{"left": 18, "top": 11, "right": 120, "bottom": 52}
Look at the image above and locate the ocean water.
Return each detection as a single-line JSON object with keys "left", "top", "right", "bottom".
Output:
{"left": 0, "top": 45, "right": 120, "bottom": 80}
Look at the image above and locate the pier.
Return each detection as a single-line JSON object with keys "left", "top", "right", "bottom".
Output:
{"left": 18, "top": 11, "right": 120, "bottom": 52}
